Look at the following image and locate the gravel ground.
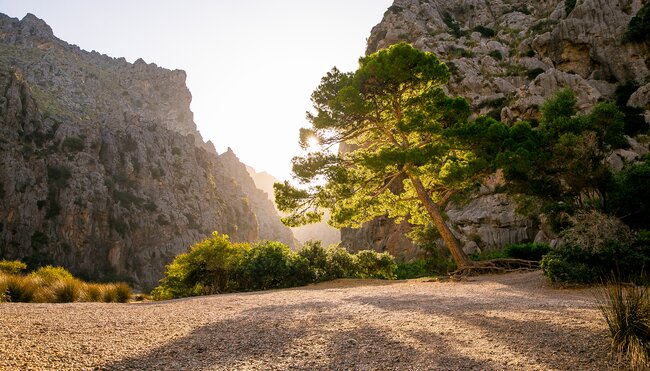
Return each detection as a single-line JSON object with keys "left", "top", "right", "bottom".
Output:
{"left": 0, "top": 271, "right": 617, "bottom": 370}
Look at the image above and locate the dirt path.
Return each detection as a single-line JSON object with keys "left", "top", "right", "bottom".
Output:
{"left": 0, "top": 271, "right": 617, "bottom": 370}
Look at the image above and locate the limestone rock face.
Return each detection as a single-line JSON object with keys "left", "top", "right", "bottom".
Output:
{"left": 341, "top": 0, "right": 650, "bottom": 259}
{"left": 0, "top": 13, "right": 294, "bottom": 288}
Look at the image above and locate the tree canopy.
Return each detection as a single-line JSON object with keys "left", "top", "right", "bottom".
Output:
{"left": 274, "top": 43, "right": 488, "bottom": 268}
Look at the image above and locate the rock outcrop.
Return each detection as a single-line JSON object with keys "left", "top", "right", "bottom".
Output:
{"left": 0, "top": 13, "right": 294, "bottom": 288}
{"left": 341, "top": 0, "right": 650, "bottom": 259}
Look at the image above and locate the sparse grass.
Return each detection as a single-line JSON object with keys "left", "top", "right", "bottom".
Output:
{"left": 599, "top": 282, "right": 650, "bottom": 369}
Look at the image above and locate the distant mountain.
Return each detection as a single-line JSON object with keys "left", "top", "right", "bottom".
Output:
{"left": 0, "top": 13, "right": 294, "bottom": 287}
{"left": 246, "top": 167, "right": 341, "bottom": 246}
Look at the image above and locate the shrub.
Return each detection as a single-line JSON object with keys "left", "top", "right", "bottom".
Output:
{"left": 62, "top": 137, "right": 84, "bottom": 152}
{"left": 473, "top": 25, "right": 496, "bottom": 37}
{"left": 624, "top": 3, "right": 650, "bottom": 43}
{"left": 30, "top": 265, "right": 74, "bottom": 284}
{"left": 442, "top": 12, "right": 464, "bottom": 38}
{"left": 239, "top": 241, "right": 313, "bottom": 290}
{"left": 298, "top": 241, "right": 328, "bottom": 281}
{"left": 1, "top": 274, "right": 39, "bottom": 302}
{"left": 562, "top": 211, "right": 634, "bottom": 254}
{"left": 599, "top": 282, "right": 650, "bottom": 369}
{"left": 488, "top": 50, "right": 503, "bottom": 60}
{"left": 152, "top": 232, "right": 247, "bottom": 299}
{"left": 504, "top": 243, "right": 551, "bottom": 261}
{"left": 353, "top": 250, "right": 397, "bottom": 280}
{"left": 50, "top": 278, "right": 82, "bottom": 303}
{"left": 83, "top": 283, "right": 102, "bottom": 302}
{"left": 114, "top": 282, "right": 132, "bottom": 303}
{"left": 396, "top": 259, "right": 431, "bottom": 279}
{"left": 323, "top": 246, "right": 357, "bottom": 279}
{"left": 101, "top": 284, "right": 118, "bottom": 303}
{"left": 541, "top": 235, "right": 650, "bottom": 284}
{"left": 0, "top": 260, "right": 27, "bottom": 274}
{"left": 565, "top": 0, "right": 577, "bottom": 15}
{"left": 527, "top": 68, "right": 545, "bottom": 80}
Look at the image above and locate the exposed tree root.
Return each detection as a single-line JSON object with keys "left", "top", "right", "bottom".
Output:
{"left": 452, "top": 259, "right": 540, "bottom": 278}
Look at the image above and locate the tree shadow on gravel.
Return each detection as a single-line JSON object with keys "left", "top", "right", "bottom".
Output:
{"left": 102, "top": 299, "right": 503, "bottom": 370}
{"left": 342, "top": 293, "right": 616, "bottom": 370}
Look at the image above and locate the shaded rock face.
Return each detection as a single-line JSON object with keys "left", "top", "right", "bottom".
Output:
{"left": 0, "top": 13, "right": 294, "bottom": 288}
{"left": 341, "top": 0, "right": 650, "bottom": 259}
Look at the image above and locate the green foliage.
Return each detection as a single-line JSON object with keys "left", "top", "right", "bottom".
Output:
{"left": 470, "top": 249, "right": 509, "bottom": 261}
{"left": 395, "top": 257, "right": 455, "bottom": 279}
{"left": 614, "top": 82, "right": 648, "bottom": 136}
{"left": 30, "top": 265, "right": 73, "bottom": 284}
{"left": 275, "top": 43, "right": 483, "bottom": 267}
{"left": 527, "top": 68, "right": 545, "bottom": 80}
{"left": 152, "top": 234, "right": 400, "bottom": 300}
{"left": 473, "top": 25, "right": 496, "bottom": 37}
{"left": 609, "top": 158, "right": 650, "bottom": 229}
{"left": 62, "top": 136, "right": 84, "bottom": 152}
{"left": 0, "top": 260, "right": 27, "bottom": 274}
{"left": 624, "top": 2, "right": 650, "bottom": 43}
{"left": 479, "top": 90, "right": 628, "bottom": 220}
{"left": 151, "top": 233, "right": 246, "bottom": 299}
{"left": 47, "top": 165, "right": 72, "bottom": 188}
{"left": 488, "top": 50, "right": 503, "bottom": 60}
{"left": 442, "top": 12, "right": 464, "bottom": 38}
{"left": 541, "top": 233, "right": 650, "bottom": 284}
{"left": 565, "top": 0, "right": 577, "bottom": 15}
{"left": 238, "top": 241, "right": 314, "bottom": 290}
{"left": 599, "top": 282, "right": 650, "bottom": 369}
{"left": 353, "top": 250, "right": 397, "bottom": 280}
{"left": 504, "top": 243, "right": 551, "bottom": 261}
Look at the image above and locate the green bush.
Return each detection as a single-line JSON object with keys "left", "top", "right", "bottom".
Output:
{"left": 323, "top": 246, "right": 357, "bottom": 279}
{"left": 488, "top": 50, "right": 503, "bottom": 60}
{"left": 353, "top": 250, "right": 396, "bottom": 280}
{"left": 504, "top": 243, "right": 551, "bottom": 261}
{"left": 0, "top": 260, "right": 27, "bottom": 274}
{"left": 239, "top": 241, "right": 313, "bottom": 290}
{"left": 541, "top": 234, "right": 650, "bottom": 284}
{"left": 62, "top": 137, "right": 84, "bottom": 152}
{"left": 565, "top": 0, "right": 577, "bottom": 15}
{"left": 151, "top": 232, "right": 247, "bottom": 299}
{"left": 599, "top": 282, "right": 650, "bottom": 369}
{"left": 473, "top": 25, "right": 496, "bottom": 37}
{"left": 30, "top": 265, "right": 74, "bottom": 284}
{"left": 152, "top": 234, "right": 402, "bottom": 300}
{"left": 624, "top": 3, "right": 650, "bottom": 43}
{"left": 396, "top": 259, "right": 430, "bottom": 279}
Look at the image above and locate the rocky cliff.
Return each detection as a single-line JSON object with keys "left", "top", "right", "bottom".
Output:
{"left": 341, "top": 0, "right": 650, "bottom": 259}
{"left": 0, "top": 13, "right": 294, "bottom": 288}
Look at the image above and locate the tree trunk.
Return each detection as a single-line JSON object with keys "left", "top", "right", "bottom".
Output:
{"left": 408, "top": 174, "right": 472, "bottom": 268}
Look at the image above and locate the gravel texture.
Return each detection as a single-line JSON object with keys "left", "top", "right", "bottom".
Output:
{"left": 0, "top": 271, "right": 617, "bottom": 370}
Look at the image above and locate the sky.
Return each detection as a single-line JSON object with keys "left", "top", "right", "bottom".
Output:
{"left": 0, "top": 0, "right": 393, "bottom": 180}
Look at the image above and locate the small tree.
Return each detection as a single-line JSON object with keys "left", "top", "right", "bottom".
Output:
{"left": 274, "top": 43, "right": 489, "bottom": 269}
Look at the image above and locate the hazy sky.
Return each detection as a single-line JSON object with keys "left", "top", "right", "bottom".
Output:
{"left": 0, "top": 0, "right": 393, "bottom": 180}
